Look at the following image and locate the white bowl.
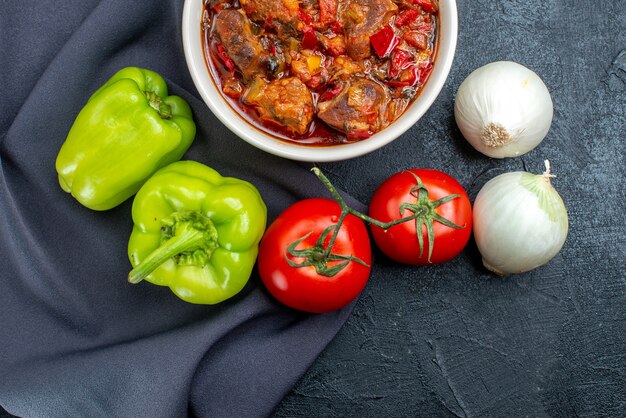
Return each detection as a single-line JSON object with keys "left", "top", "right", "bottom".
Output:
{"left": 182, "top": 0, "right": 458, "bottom": 162}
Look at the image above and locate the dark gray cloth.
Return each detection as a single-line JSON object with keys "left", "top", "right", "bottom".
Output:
{"left": 0, "top": 1, "right": 362, "bottom": 417}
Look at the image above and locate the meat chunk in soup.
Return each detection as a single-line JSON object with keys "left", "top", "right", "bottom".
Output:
{"left": 213, "top": 9, "right": 269, "bottom": 80}
{"left": 319, "top": 0, "right": 339, "bottom": 25}
{"left": 240, "top": 0, "right": 302, "bottom": 37}
{"left": 317, "top": 78, "right": 392, "bottom": 137}
{"left": 244, "top": 77, "right": 315, "bottom": 135}
{"left": 339, "top": 0, "right": 398, "bottom": 60}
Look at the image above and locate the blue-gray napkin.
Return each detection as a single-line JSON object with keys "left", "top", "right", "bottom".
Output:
{"left": 0, "top": 1, "right": 361, "bottom": 416}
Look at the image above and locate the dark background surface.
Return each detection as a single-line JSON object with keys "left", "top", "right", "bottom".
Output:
{"left": 273, "top": 0, "right": 626, "bottom": 417}
{"left": 2, "top": 0, "right": 624, "bottom": 417}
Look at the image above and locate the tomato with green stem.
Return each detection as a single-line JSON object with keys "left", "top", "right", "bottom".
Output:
{"left": 258, "top": 197, "right": 371, "bottom": 313}
{"left": 368, "top": 169, "right": 472, "bottom": 265}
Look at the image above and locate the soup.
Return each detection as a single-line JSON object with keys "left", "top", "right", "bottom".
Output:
{"left": 202, "top": 0, "right": 439, "bottom": 145}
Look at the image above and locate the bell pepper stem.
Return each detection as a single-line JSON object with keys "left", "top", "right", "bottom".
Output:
{"left": 144, "top": 91, "right": 172, "bottom": 119}
{"left": 129, "top": 221, "right": 210, "bottom": 284}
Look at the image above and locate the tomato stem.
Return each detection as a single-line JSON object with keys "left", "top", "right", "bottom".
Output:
{"left": 312, "top": 167, "right": 463, "bottom": 263}
{"left": 285, "top": 225, "right": 368, "bottom": 277}
{"left": 322, "top": 210, "right": 348, "bottom": 258}
{"left": 311, "top": 167, "right": 425, "bottom": 231}
{"left": 285, "top": 167, "right": 453, "bottom": 276}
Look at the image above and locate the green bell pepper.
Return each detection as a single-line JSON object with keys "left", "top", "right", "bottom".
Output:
{"left": 55, "top": 67, "right": 196, "bottom": 210}
{"left": 127, "top": 160, "right": 267, "bottom": 305}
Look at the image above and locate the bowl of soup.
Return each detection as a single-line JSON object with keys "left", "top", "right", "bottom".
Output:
{"left": 183, "top": 0, "right": 457, "bottom": 162}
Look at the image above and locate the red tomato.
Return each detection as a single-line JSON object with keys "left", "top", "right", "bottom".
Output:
{"left": 369, "top": 169, "right": 472, "bottom": 265}
{"left": 258, "top": 198, "right": 371, "bottom": 313}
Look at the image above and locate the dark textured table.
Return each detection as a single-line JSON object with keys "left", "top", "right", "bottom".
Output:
{"left": 2, "top": 0, "right": 624, "bottom": 417}
{"left": 273, "top": 1, "right": 626, "bottom": 416}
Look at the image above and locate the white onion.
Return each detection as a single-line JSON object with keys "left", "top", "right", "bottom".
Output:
{"left": 473, "top": 161, "right": 568, "bottom": 275}
{"left": 454, "top": 61, "right": 554, "bottom": 158}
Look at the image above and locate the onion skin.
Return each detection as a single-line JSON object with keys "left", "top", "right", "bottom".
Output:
{"left": 472, "top": 169, "right": 568, "bottom": 275}
{"left": 454, "top": 61, "right": 554, "bottom": 158}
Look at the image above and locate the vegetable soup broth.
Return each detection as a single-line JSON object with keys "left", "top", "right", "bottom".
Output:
{"left": 201, "top": 0, "right": 439, "bottom": 145}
